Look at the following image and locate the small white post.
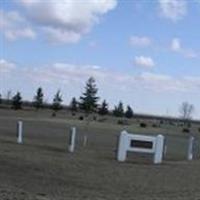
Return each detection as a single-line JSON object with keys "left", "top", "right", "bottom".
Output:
{"left": 68, "top": 127, "right": 76, "bottom": 153}
{"left": 83, "top": 135, "right": 88, "bottom": 147}
{"left": 17, "top": 121, "right": 23, "bottom": 144}
{"left": 117, "top": 130, "right": 128, "bottom": 162}
{"left": 164, "top": 144, "right": 167, "bottom": 158}
{"left": 154, "top": 134, "right": 164, "bottom": 164}
{"left": 163, "top": 138, "right": 167, "bottom": 158}
{"left": 187, "top": 136, "right": 194, "bottom": 161}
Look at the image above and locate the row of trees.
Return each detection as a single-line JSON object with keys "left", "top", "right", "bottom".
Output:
{"left": 0, "top": 77, "right": 194, "bottom": 121}
{"left": 0, "top": 77, "right": 134, "bottom": 118}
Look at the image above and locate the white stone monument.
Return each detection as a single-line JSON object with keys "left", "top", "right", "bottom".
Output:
{"left": 117, "top": 131, "right": 164, "bottom": 164}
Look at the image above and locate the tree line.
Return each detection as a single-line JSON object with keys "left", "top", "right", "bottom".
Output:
{"left": 0, "top": 76, "right": 194, "bottom": 122}
{"left": 0, "top": 77, "right": 134, "bottom": 118}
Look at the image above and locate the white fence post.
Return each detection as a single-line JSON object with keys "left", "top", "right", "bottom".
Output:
{"left": 187, "top": 136, "right": 194, "bottom": 161}
{"left": 163, "top": 138, "right": 167, "bottom": 158}
{"left": 68, "top": 127, "right": 76, "bottom": 153}
{"left": 154, "top": 134, "right": 164, "bottom": 164}
{"left": 117, "top": 131, "right": 128, "bottom": 162}
{"left": 83, "top": 135, "right": 88, "bottom": 147}
{"left": 17, "top": 121, "right": 23, "bottom": 144}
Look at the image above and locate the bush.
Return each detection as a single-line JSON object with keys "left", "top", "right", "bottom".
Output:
{"left": 93, "top": 116, "right": 97, "bottom": 121}
{"left": 51, "top": 112, "right": 56, "bottom": 117}
{"left": 71, "top": 112, "right": 76, "bottom": 116}
{"left": 140, "top": 122, "right": 147, "bottom": 128}
{"left": 178, "top": 123, "right": 184, "bottom": 127}
{"left": 198, "top": 128, "right": 200, "bottom": 132}
{"left": 182, "top": 128, "right": 190, "bottom": 133}
{"left": 160, "top": 120, "right": 164, "bottom": 125}
{"left": 152, "top": 123, "right": 158, "bottom": 128}
{"left": 169, "top": 121, "right": 175, "bottom": 126}
{"left": 187, "top": 122, "right": 191, "bottom": 128}
{"left": 98, "top": 118, "right": 107, "bottom": 122}
{"left": 117, "top": 120, "right": 129, "bottom": 125}
{"left": 79, "top": 116, "right": 84, "bottom": 121}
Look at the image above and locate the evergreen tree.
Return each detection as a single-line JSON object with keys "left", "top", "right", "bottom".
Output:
{"left": 125, "top": 105, "right": 134, "bottom": 118}
{"left": 79, "top": 77, "right": 99, "bottom": 113}
{"left": 70, "top": 97, "right": 78, "bottom": 112}
{"left": 113, "top": 101, "right": 124, "bottom": 117}
{"left": 0, "top": 94, "right": 2, "bottom": 104}
{"left": 12, "top": 92, "right": 22, "bottom": 110}
{"left": 98, "top": 100, "right": 109, "bottom": 115}
{"left": 52, "top": 90, "right": 63, "bottom": 112}
{"left": 33, "top": 87, "right": 44, "bottom": 109}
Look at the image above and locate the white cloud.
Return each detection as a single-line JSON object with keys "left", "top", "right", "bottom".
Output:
{"left": 0, "top": 10, "right": 36, "bottom": 41}
{"left": 2, "top": 59, "right": 197, "bottom": 94}
{"left": 139, "top": 72, "right": 171, "bottom": 82}
{"left": 170, "top": 38, "right": 199, "bottom": 58}
{"left": 134, "top": 56, "right": 155, "bottom": 68}
{"left": 171, "top": 38, "right": 181, "bottom": 52}
{"left": 130, "top": 36, "right": 152, "bottom": 47}
{"left": 42, "top": 27, "right": 81, "bottom": 44}
{"left": 158, "top": 0, "right": 187, "bottom": 21}
{"left": 17, "top": 0, "right": 117, "bottom": 44}
{"left": 0, "top": 59, "right": 16, "bottom": 73}
{"left": 136, "top": 72, "right": 186, "bottom": 92}
{"left": 183, "top": 76, "right": 200, "bottom": 87}
{"left": 5, "top": 27, "right": 36, "bottom": 41}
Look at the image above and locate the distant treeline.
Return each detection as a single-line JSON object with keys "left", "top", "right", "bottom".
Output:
{"left": 0, "top": 77, "right": 133, "bottom": 118}
{"left": 0, "top": 77, "right": 199, "bottom": 124}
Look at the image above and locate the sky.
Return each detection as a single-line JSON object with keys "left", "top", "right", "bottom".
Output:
{"left": 0, "top": 0, "right": 200, "bottom": 118}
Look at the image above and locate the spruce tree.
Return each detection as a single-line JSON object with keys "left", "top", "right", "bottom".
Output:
{"left": 52, "top": 90, "right": 63, "bottom": 112}
{"left": 98, "top": 100, "right": 109, "bottom": 115}
{"left": 125, "top": 105, "right": 134, "bottom": 118}
{"left": 70, "top": 97, "right": 78, "bottom": 112}
{"left": 79, "top": 77, "right": 99, "bottom": 113}
{"left": 12, "top": 92, "right": 22, "bottom": 110}
{"left": 113, "top": 101, "right": 124, "bottom": 117}
{"left": 33, "top": 87, "right": 44, "bottom": 109}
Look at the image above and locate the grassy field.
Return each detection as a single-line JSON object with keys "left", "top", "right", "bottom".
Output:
{"left": 0, "top": 109, "right": 200, "bottom": 200}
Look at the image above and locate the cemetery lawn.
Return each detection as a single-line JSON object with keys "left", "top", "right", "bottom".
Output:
{"left": 0, "top": 109, "right": 200, "bottom": 200}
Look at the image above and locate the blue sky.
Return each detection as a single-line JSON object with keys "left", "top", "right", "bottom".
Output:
{"left": 0, "top": 0, "right": 200, "bottom": 118}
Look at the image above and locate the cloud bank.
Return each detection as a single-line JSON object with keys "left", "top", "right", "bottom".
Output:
{"left": 15, "top": 0, "right": 117, "bottom": 43}
{"left": 130, "top": 36, "right": 152, "bottom": 47}
{"left": 170, "top": 38, "right": 199, "bottom": 58}
{"left": 0, "top": 10, "right": 36, "bottom": 41}
{"left": 1, "top": 59, "right": 200, "bottom": 95}
{"left": 158, "top": 0, "right": 187, "bottom": 21}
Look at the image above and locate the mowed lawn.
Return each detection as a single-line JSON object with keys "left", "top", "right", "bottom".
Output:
{"left": 0, "top": 109, "right": 200, "bottom": 200}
